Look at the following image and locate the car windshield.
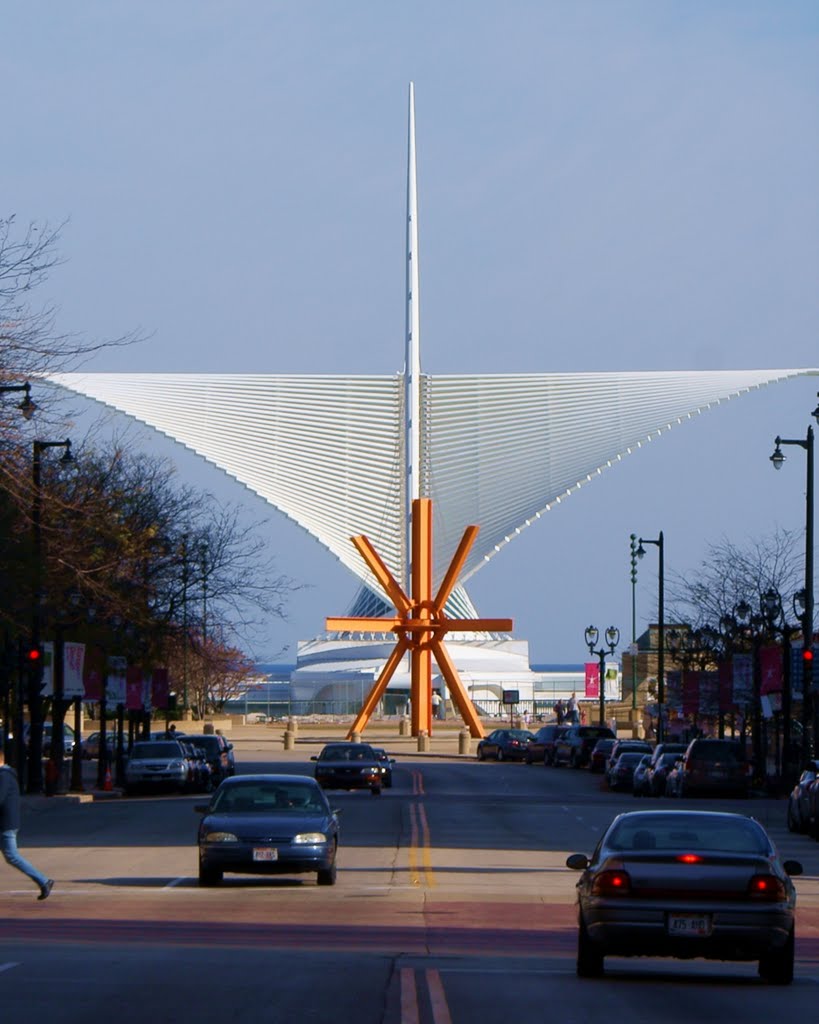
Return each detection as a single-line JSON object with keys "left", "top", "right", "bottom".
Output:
{"left": 505, "top": 730, "right": 534, "bottom": 740}
{"left": 606, "top": 814, "right": 770, "bottom": 854}
{"left": 185, "top": 736, "right": 220, "bottom": 753}
{"left": 212, "top": 782, "right": 325, "bottom": 813}
{"left": 131, "top": 743, "right": 180, "bottom": 758}
{"left": 320, "top": 745, "right": 376, "bottom": 761}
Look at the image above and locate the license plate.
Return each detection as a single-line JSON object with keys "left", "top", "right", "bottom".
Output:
{"left": 253, "top": 847, "right": 278, "bottom": 862}
{"left": 667, "top": 913, "right": 712, "bottom": 937}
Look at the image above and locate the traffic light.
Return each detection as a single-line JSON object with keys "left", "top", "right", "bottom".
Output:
{"left": 167, "top": 692, "right": 178, "bottom": 711}
{"left": 803, "top": 648, "right": 814, "bottom": 663}
{"left": 26, "top": 645, "right": 43, "bottom": 664}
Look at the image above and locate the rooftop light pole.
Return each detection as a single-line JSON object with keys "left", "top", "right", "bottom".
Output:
{"left": 637, "top": 532, "right": 665, "bottom": 742}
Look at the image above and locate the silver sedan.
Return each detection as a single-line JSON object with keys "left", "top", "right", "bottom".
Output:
{"left": 566, "top": 810, "right": 801, "bottom": 983}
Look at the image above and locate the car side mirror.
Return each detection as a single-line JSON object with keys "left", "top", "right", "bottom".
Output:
{"left": 310, "top": 755, "right": 318, "bottom": 762}
{"left": 333, "top": 808, "right": 342, "bottom": 816}
{"left": 783, "top": 860, "right": 803, "bottom": 877}
{"left": 389, "top": 759, "right": 396, "bottom": 765}
{"left": 566, "top": 853, "right": 589, "bottom": 871}
{"left": 193, "top": 804, "right": 209, "bottom": 814}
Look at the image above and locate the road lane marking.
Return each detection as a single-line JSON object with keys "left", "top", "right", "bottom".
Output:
{"left": 411, "top": 770, "right": 425, "bottom": 796}
{"left": 400, "top": 967, "right": 419, "bottom": 1024}
{"left": 409, "top": 802, "right": 420, "bottom": 885}
{"left": 408, "top": 801, "right": 435, "bottom": 888}
{"left": 425, "top": 968, "right": 452, "bottom": 1024}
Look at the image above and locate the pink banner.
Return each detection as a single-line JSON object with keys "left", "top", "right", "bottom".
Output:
{"left": 759, "top": 645, "right": 783, "bottom": 695}
{"left": 83, "top": 646, "right": 106, "bottom": 700}
{"left": 682, "top": 669, "right": 700, "bottom": 716}
{"left": 584, "top": 662, "right": 599, "bottom": 698}
{"left": 126, "top": 666, "right": 144, "bottom": 710}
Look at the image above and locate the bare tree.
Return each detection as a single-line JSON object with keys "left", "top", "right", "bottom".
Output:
{"left": 667, "top": 528, "right": 804, "bottom": 629}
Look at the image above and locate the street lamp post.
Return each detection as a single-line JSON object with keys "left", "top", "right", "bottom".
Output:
{"left": 584, "top": 625, "right": 620, "bottom": 727}
{"left": 30, "top": 438, "right": 73, "bottom": 793}
{"left": 629, "top": 534, "right": 638, "bottom": 712}
{"left": 637, "top": 532, "right": 665, "bottom": 742}
{"left": 0, "top": 380, "right": 37, "bottom": 420}
{"left": 771, "top": 398, "right": 817, "bottom": 757}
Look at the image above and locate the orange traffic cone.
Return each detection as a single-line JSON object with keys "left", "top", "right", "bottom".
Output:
{"left": 103, "top": 766, "right": 113, "bottom": 792}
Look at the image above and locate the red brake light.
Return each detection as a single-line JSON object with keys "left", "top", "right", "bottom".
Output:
{"left": 677, "top": 854, "right": 702, "bottom": 864}
{"left": 592, "top": 869, "right": 631, "bottom": 896}
{"left": 747, "top": 874, "right": 786, "bottom": 901}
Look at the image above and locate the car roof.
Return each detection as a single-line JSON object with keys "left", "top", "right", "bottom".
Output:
{"left": 219, "top": 773, "right": 318, "bottom": 786}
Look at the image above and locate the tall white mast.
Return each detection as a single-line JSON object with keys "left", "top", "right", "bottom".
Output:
{"left": 404, "top": 81, "right": 421, "bottom": 592}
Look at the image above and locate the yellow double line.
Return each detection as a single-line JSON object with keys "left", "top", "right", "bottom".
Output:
{"left": 401, "top": 967, "right": 452, "bottom": 1024}
{"left": 408, "top": 769, "right": 435, "bottom": 888}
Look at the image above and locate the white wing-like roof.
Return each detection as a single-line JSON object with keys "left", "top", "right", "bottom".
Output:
{"left": 45, "top": 368, "right": 817, "bottom": 593}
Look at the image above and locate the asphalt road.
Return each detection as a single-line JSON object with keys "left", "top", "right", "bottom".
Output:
{"left": 3, "top": 737, "right": 819, "bottom": 1023}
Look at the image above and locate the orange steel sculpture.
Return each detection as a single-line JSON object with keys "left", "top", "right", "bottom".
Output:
{"left": 326, "top": 498, "right": 513, "bottom": 739}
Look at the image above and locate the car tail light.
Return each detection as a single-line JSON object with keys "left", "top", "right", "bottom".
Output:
{"left": 676, "top": 854, "right": 703, "bottom": 864}
{"left": 747, "top": 874, "right": 787, "bottom": 901}
{"left": 592, "top": 869, "right": 631, "bottom": 896}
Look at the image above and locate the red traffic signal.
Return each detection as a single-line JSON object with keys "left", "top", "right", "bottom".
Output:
{"left": 27, "top": 646, "right": 42, "bottom": 663}
{"left": 803, "top": 648, "right": 814, "bottom": 663}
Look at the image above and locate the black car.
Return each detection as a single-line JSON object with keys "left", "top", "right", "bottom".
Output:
{"left": 370, "top": 747, "right": 395, "bottom": 788}
{"left": 553, "top": 725, "right": 617, "bottom": 768}
{"left": 646, "top": 751, "right": 684, "bottom": 797}
{"left": 195, "top": 774, "right": 339, "bottom": 887}
{"left": 605, "top": 739, "right": 653, "bottom": 775}
{"left": 182, "top": 733, "right": 235, "bottom": 784}
{"left": 674, "top": 738, "right": 751, "bottom": 798}
{"left": 526, "top": 724, "right": 568, "bottom": 764}
{"left": 476, "top": 729, "right": 535, "bottom": 762}
{"left": 311, "top": 742, "right": 384, "bottom": 794}
{"left": 567, "top": 810, "right": 801, "bottom": 982}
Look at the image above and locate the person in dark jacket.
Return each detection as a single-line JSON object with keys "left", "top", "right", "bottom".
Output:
{"left": 0, "top": 745, "right": 53, "bottom": 899}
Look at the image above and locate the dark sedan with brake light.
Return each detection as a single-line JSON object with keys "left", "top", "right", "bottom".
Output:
{"left": 566, "top": 810, "right": 801, "bottom": 983}
{"left": 311, "top": 742, "right": 384, "bottom": 794}
{"left": 195, "top": 774, "right": 339, "bottom": 887}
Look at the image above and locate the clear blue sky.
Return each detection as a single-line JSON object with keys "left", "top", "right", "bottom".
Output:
{"left": 4, "top": 2, "right": 819, "bottom": 663}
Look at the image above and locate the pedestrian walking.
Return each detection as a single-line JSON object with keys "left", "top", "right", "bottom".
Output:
{"left": 554, "top": 700, "right": 565, "bottom": 725}
{"left": 0, "top": 745, "right": 53, "bottom": 900}
{"left": 431, "top": 691, "right": 443, "bottom": 720}
{"left": 567, "top": 693, "right": 579, "bottom": 724}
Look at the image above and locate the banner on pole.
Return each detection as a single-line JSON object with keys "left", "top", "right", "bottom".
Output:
{"left": 63, "top": 642, "right": 86, "bottom": 698}
{"left": 584, "top": 662, "right": 599, "bottom": 698}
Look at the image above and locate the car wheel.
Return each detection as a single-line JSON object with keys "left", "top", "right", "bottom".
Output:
{"left": 496, "top": 749, "right": 504, "bottom": 762}
{"left": 317, "top": 852, "right": 338, "bottom": 887}
{"left": 759, "top": 927, "right": 794, "bottom": 985}
{"left": 198, "top": 863, "right": 222, "bottom": 887}
{"left": 477, "top": 747, "right": 486, "bottom": 761}
{"left": 370, "top": 786, "right": 382, "bottom": 796}
{"left": 576, "top": 916, "right": 604, "bottom": 978}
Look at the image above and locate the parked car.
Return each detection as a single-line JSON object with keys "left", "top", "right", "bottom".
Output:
{"left": 647, "top": 751, "right": 684, "bottom": 797}
{"left": 526, "top": 724, "right": 567, "bottom": 764}
{"left": 671, "top": 738, "right": 752, "bottom": 798}
{"left": 605, "top": 739, "right": 652, "bottom": 775}
{"left": 24, "top": 722, "right": 75, "bottom": 757}
{"left": 181, "top": 733, "right": 235, "bottom": 784}
{"left": 606, "top": 751, "right": 646, "bottom": 791}
{"left": 589, "top": 738, "right": 616, "bottom": 773}
{"left": 631, "top": 755, "right": 653, "bottom": 797}
{"left": 786, "top": 761, "right": 819, "bottom": 833}
{"left": 553, "top": 726, "right": 616, "bottom": 768}
{"left": 81, "top": 730, "right": 118, "bottom": 760}
{"left": 124, "top": 740, "right": 190, "bottom": 795}
{"left": 311, "top": 742, "right": 384, "bottom": 794}
{"left": 647, "top": 742, "right": 687, "bottom": 770}
{"left": 476, "top": 729, "right": 535, "bottom": 762}
{"left": 664, "top": 758, "right": 686, "bottom": 797}
{"left": 195, "top": 774, "right": 339, "bottom": 887}
{"left": 566, "top": 810, "right": 801, "bottom": 982}
{"left": 370, "top": 747, "right": 395, "bottom": 788}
